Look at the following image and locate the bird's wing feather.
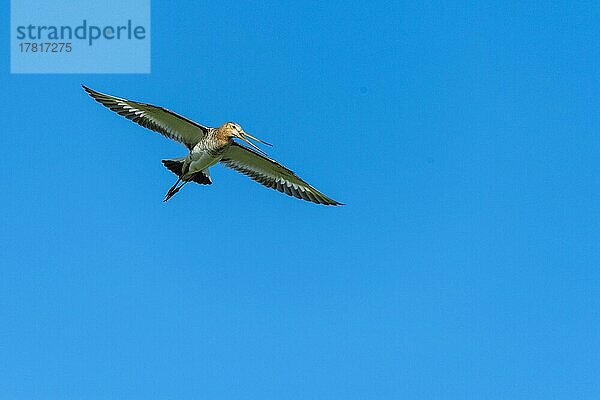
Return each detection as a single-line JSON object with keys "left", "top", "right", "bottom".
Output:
{"left": 83, "top": 85, "right": 208, "bottom": 150}
{"left": 220, "top": 142, "right": 342, "bottom": 205}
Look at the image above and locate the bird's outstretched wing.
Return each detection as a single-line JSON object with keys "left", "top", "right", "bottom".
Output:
{"left": 220, "top": 142, "right": 342, "bottom": 206}
{"left": 82, "top": 85, "right": 208, "bottom": 150}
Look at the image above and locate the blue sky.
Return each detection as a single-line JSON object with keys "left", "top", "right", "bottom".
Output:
{"left": 1, "top": 1, "right": 600, "bottom": 399}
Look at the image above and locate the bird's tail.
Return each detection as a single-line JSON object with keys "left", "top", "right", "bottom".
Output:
{"left": 162, "top": 157, "right": 186, "bottom": 177}
{"left": 161, "top": 158, "right": 212, "bottom": 185}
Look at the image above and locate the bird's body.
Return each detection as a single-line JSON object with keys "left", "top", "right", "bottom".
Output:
{"left": 185, "top": 132, "right": 225, "bottom": 178}
{"left": 82, "top": 85, "right": 342, "bottom": 205}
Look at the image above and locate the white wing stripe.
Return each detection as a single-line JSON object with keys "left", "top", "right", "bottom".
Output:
{"left": 220, "top": 143, "right": 341, "bottom": 206}
{"left": 83, "top": 85, "right": 208, "bottom": 150}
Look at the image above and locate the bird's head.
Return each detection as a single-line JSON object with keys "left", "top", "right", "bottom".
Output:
{"left": 220, "top": 122, "right": 272, "bottom": 155}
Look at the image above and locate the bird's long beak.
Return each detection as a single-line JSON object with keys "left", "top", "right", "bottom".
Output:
{"left": 239, "top": 131, "right": 272, "bottom": 156}
{"left": 243, "top": 131, "right": 273, "bottom": 147}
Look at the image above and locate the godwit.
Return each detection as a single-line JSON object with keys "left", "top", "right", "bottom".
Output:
{"left": 82, "top": 85, "right": 342, "bottom": 205}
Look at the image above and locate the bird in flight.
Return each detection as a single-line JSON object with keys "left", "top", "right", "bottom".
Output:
{"left": 82, "top": 85, "right": 342, "bottom": 205}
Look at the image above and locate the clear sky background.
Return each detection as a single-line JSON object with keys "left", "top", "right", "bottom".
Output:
{"left": 1, "top": 2, "right": 599, "bottom": 399}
